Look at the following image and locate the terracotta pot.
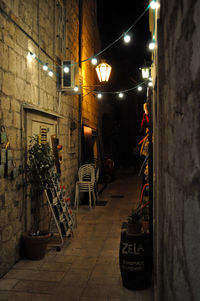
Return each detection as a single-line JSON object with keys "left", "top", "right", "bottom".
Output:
{"left": 22, "top": 231, "right": 50, "bottom": 260}
{"left": 127, "top": 222, "right": 142, "bottom": 235}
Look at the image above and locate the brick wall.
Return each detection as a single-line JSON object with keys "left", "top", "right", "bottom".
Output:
{"left": 154, "top": 1, "right": 200, "bottom": 300}
{"left": 0, "top": 0, "right": 101, "bottom": 277}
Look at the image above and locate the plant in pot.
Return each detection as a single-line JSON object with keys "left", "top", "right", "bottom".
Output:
{"left": 23, "top": 135, "right": 58, "bottom": 260}
{"left": 127, "top": 207, "right": 142, "bottom": 235}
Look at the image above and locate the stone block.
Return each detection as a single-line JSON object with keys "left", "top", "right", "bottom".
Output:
{"left": 2, "top": 109, "right": 13, "bottom": 127}
{"left": 2, "top": 72, "right": 16, "bottom": 96}
{"left": 4, "top": 35, "right": 14, "bottom": 49}
{"left": 16, "top": 27, "right": 27, "bottom": 50}
{"left": 2, "top": 225, "right": 12, "bottom": 242}
{"left": 15, "top": 77, "right": 25, "bottom": 100}
{"left": 1, "top": 95, "right": 11, "bottom": 110}
{"left": 16, "top": 56, "right": 26, "bottom": 80}
{"left": 13, "top": 112, "right": 21, "bottom": 129}
{"left": 0, "top": 193, "right": 5, "bottom": 208}
{"left": 8, "top": 48, "right": 16, "bottom": 74}
{"left": 23, "top": 82, "right": 31, "bottom": 102}
{"left": 0, "top": 42, "right": 8, "bottom": 70}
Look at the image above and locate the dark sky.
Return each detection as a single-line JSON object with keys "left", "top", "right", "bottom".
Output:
{"left": 95, "top": 1, "right": 152, "bottom": 161}
{"left": 96, "top": 0, "right": 151, "bottom": 92}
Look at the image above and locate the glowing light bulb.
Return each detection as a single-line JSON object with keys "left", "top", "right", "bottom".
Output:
{"left": 149, "top": 41, "right": 155, "bottom": 50}
{"left": 148, "top": 81, "right": 153, "bottom": 87}
{"left": 91, "top": 58, "right": 97, "bottom": 65}
{"left": 43, "top": 64, "right": 48, "bottom": 71}
{"left": 124, "top": 34, "right": 131, "bottom": 43}
{"left": 48, "top": 71, "right": 53, "bottom": 77}
{"left": 74, "top": 86, "right": 79, "bottom": 92}
{"left": 137, "top": 86, "right": 142, "bottom": 91}
{"left": 64, "top": 66, "right": 69, "bottom": 73}
{"left": 119, "top": 92, "right": 124, "bottom": 98}
{"left": 97, "top": 93, "right": 102, "bottom": 99}
{"left": 27, "top": 52, "right": 36, "bottom": 60}
{"left": 150, "top": 1, "right": 159, "bottom": 9}
{"left": 31, "top": 52, "right": 36, "bottom": 58}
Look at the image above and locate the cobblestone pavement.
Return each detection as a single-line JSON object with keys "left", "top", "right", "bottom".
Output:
{"left": 0, "top": 170, "right": 153, "bottom": 301}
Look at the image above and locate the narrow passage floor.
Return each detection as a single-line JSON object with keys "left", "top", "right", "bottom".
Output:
{"left": 0, "top": 169, "right": 153, "bottom": 301}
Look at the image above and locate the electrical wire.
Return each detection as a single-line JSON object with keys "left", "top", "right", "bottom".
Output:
{"left": 28, "top": 3, "right": 152, "bottom": 69}
{"left": 89, "top": 4, "right": 150, "bottom": 60}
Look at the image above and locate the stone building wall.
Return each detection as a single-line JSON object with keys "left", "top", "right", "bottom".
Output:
{"left": 153, "top": 0, "right": 200, "bottom": 300}
{"left": 0, "top": 0, "right": 101, "bottom": 277}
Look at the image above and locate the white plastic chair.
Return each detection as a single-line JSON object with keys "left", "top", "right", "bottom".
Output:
{"left": 75, "top": 164, "right": 96, "bottom": 209}
{"left": 79, "top": 163, "right": 99, "bottom": 197}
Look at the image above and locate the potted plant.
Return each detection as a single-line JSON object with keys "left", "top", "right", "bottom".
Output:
{"left": 127, "top": 207, "right": 142, "bottom": 234}
{"left": 22, "top": 135, "right": 58, "bottom": 260}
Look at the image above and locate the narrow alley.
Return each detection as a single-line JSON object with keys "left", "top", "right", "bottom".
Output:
{"left": 0, "top": 170, "right": 153, "bottom": 301}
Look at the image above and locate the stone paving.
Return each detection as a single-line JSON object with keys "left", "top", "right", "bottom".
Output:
{"left": 0, "top": 170, "right": 153, "bottom": 301}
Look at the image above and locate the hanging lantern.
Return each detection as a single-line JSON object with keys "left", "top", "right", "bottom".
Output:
{"left": 140, "top": 67, "right": 150, "bottom": 79}
{"left": 95, "top": 60, "right": 112, "bottom": 82}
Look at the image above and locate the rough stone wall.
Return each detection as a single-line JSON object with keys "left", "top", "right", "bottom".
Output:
{"left": 0, "top": 0, "right": 101, "bottom": 277}
{"left": 81, "top": 0, "right": 100, "bottom": 128}
{"left": 154, "top": 0, "right": 200, "bottom": 300}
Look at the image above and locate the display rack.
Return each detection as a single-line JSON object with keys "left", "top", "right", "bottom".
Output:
{"left": 45, "top": 180, "right": 75, "bottom": 251}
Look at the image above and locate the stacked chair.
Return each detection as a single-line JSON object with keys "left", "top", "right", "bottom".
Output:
{"left": 75, "top": 164, "right": 98, "bottom": 209}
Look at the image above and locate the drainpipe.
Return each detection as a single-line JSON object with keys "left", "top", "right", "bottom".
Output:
{"left": 78, "top": 0, "right": 83, "bottom": 167}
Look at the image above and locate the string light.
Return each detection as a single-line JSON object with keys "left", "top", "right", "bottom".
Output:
{"left": 30, "top": 52, "right": 36, "bottom": 58}
{"left": 64, "top": 66, "right": 69, "bottom": 73}
{"left": 26, "top": 3, "right": 155, "bottom": 75}
{"left": 26, "top": 49, "right": 150, "bottom": 97}
{"left": 25, "top": 2, "right": 158, "bottom": 97}
{"left": 124, "top": 34, "right": 131, "bottom": 43}
{"left": 48, "top": 71, "right": 53, "bottom": 77}
{"left": 27, "top": 51, "right": 36, "bottom": 60}
{"left": 149, "top": 1, "right": 159, "bottom": 9}
{"left": 149, "top": 41, "right": 155, "bottom": 50}
{"left": 43, "top": 64, "right": 48, "bottom": 71}
{"left": 91, "top": 58, "right": 98, "bottom": 65}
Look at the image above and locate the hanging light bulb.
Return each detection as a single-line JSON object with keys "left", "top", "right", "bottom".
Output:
{"left": 74, "top": 86, "right": 79, "bottom": 92}
{"left": 124, "top": 34, "right": 131, "bottom": 43}
{"left": 30, "top": 52, "right": 36, "bottom": 58}
{"left": 97, "top": 93, "right": 102, "bottom": 99}
{"left": 48, "top": 71, "right": 53, "bottom": 77}
{"left": 149, "top": 41, "right": 155, "bottom": 50}
{"left": 150, "top": 1, "right": 159, "bottom": 9}
{"left": 118, "top": 92, "right": 124, "bottom": 98}
{"left": 64, "top": 66, "right": 69, "bottom": 73}
{"left": 27, "top": 51, "right": 36, "bottom": 60}
{"left": 91, "top": 58, "right": 98, "bottom": 65}
{"left": 137, "top": 86, "right": 143, "bottom": 91}
{"left": 148, "top": 81, "right": 153, "bottom": 87}
{"left": 43, "top": 64, "right": 48, "bottom": 71}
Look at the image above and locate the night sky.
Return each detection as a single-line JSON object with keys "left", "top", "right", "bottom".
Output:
{"left": 96, "top": 0, "right": 151, "bottom": 166}
{"left": 96, "top": 0, "right": 151, "bottom": 92}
